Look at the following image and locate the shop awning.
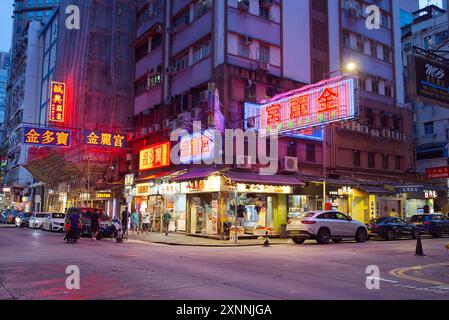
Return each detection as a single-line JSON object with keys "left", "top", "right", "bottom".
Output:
{"left": 135, "top": 170, "right": 186, "bottom": 183}
{"left": 172, "top": 168, "right": 222, "bottom": 182}
{"left": 223, "top": 170, "right": 305, "bottom": 186}
{"left": 358, "top": 185, "right": 393, "bottom": 195}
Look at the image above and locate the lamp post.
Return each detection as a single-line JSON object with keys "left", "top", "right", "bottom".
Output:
{"left": 321, "top": 62, "right": 358, "bottom": 210}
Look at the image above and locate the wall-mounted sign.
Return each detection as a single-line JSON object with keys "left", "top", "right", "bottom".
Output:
{"left": 408, "top": 54, "right": 449, "bottom": 108}
{"left": 23, "top": 127, "right": 71, "bottom": 147}
{"left": 136, "top": 183, "right": 151, "bottom": 196}
{"left": 329, "top": 186, "right": 353, "bottom": 196}
{"left": 180, "top": 176, "right": 222, "bottom": 193}
{"left": 96, "top": 192, "right": 111, "bottom": 199}
{"left": 424, "top": 190, "right": 437, "bottom": 199}
{"left": 139, "top": 142, "right": 171, "bottom": 171}
{"left": 180, "top": 132, "right": 215, "bottom": 164}
{"left": 244, "top": 78, "right": 357, "bottom": 134}
{"left": 338, "top": 121, "right": 407, "bottom": 142}
{"left": 426, "top": 166, "right": 449, "bottom": 179}
{"left": 124, "top": 174, "right": 134, "bottom": 186}
{"left": 49, "top": 81, "right": 66, "bottom": 123}
{"left": 84, "top": 130, "right": 126, "bottom": 148}
{"left": 235, "top": 183, "right": 292, "bottom": 194}
{"left": 159, "top": 183, "right": 180, "bottom": 195}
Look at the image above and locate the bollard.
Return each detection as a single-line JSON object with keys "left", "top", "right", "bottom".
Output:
{"left": 263, "top": 231, "right": 270, "bottom": 247}
{"left": 415, "top": 228, "right": 425, "bottom": 256}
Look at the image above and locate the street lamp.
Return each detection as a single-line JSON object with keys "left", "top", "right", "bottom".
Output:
{"left": 321, "top": 62, "right": 358, "bottom": 210}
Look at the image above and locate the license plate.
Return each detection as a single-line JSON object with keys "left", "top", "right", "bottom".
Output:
{"left": 288, "top": 230, "right": 301, "bottom": 235}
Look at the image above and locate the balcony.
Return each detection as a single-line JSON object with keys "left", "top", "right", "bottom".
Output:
{"left": 134, "top": 86, "right": 162, "bottom": 116}
{"left": 170, "top": 57, "right": 212, "bottom": 96}
{"left": 135, "top": 46, "right": 163, "bottom": 80}
{"left": 172, "top": 11, "right": 213, "bottom": 56}
{"left": 136, "top": 13, "right": 163, "bottom": 39}
{"left": 341, "top": 13, "right": 392, "bottom": 45}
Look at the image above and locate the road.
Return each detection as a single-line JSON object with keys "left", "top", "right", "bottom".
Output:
{"left": 1, "top": 225, "right": 449, "bottom": 300}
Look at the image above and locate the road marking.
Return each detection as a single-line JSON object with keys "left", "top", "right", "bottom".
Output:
{"left": 390, "top": 262, "right": 449, "bottom": 287}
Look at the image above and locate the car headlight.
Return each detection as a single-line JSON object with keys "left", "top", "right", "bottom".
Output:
{"left": 36, "top": 219, "right": 41, "bottom": 223}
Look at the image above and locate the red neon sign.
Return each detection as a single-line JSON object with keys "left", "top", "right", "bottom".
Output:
{"left": 49, "top": 81, "right": 66, "bottom": 123}
{"left": 139, "top": 142, "right": 171, "bottom": 171}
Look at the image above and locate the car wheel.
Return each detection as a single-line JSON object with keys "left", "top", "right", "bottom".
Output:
{"left": 333, "top": 238, "right": 342, "bottom": 243}
{"left": 384, "top": 230, "right": 394, "bottom": 241}
{"left": 355, "top": 228, "right": 368, "bottom": 243}
{"left": 316, "top": 228, "right": 331, "bottom": 244}
{"left": 292, "top": 238, "right": 305, "bottom": 244}
{"left": 432, "top": 228, "right": 442, "bottom": 238}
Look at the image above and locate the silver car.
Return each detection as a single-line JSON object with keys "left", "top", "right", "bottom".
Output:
{"left": 287, "top": 211, "right": 368, "bottom": 244}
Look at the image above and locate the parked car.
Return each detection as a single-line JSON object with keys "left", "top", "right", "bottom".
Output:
{"left": 29, "top": 213, "right": 49, "bottom": 229}
{"left": 7, "top": 210, "right": 21, "bottom": 224}
{"left": 411, "top": 214, "right": 449, "bottom": 238}
{"left": 70, "top": 208, "right": 108, "bottom": 236}
{"left": 0, "top": 210, "right": 10, "bottom": 223}
{"left": 367, "top": 217, "right": 417, "bottom": 241}
{"left": 42, "top": 213, "right": 66, "bottom": 232}
{"left": 15, "top": 212, "right": 32, "bottom": 227}
{"left": 286, "top": 210, "right": 368, "bottom": 244}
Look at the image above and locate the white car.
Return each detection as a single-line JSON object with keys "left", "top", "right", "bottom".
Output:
{"left": 28, "top": 213, "right": 49, "bottom": 229}
{"left": 286, "top": 210, "right": 368, "bottom": 244}
{"left": 42, "top": 213, "right": 66, "bottom": 232}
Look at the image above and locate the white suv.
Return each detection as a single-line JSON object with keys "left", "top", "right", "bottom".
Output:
{"left": 287, "top": 211, "right": 368, "bottom": 244}
{"left": 42, "top": 213, "right": 66, "bottom": 232}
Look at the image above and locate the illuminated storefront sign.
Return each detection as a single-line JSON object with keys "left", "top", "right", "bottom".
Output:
{"left": 235, "top": 183, "right": 292, "bottom": 194}
{"left": 180, "top": 132, "right": 216, "bottom": 164}
{"left": 180, "top": 176, "right": 222, "bottom": 193}
{"left": 49, "top": 81, "right": 66, "bottom": 123}
{"left": 136, "top": 183, "right": 151, "bottom": 196}
{"left": 244, "top": 78, "right": 357, "bottom": 134}
{"left": 84, "top": 130, "right": 126, "bottom": 148}
{"left": 426, "top": 166, "right": 449, "bottom": 179}
{"left": 139, "top": 142, "right": 171, "bottom": 171}
{"left": 159, "top": 183, "right": 180, "bottom": 195}
{"left": 23, "top": 127, "right": 72, "bottom": 147}
{"left": 124, "top": 174, "right": 134, "bottom": 186}
{"left": 96, "top": 192, "right": 111, "bottom": 199}
{"left": 329, "top": 187, "right": 353, "bottom": 196}
{"left": 424, "top": 190, "right": 437, "bottom": 199}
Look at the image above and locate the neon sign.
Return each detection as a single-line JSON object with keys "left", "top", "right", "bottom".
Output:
{"left": 139, "top": 142, "right": 171, "bottom": 171}
{"left": 49, "top": 81, "right": 66, "bottom": 123}
{"left": 179, "top": 131, "right": 215, "bottom": 164}
{"left": 244, "top": 78, "right": 357, "bottom": 134}
{"left": 84, "top": 130, "right": 126, "bottom": 148}
{"left": 23, "top": 127, "right": 71, "bottom": 147}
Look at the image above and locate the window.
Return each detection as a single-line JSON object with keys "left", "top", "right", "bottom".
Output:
{"left": 424, "top": 36, "right": 432, "bottom": 50}
{"left": 424, "top": 122, "right": 434, "bottom": 135}
{"left": 306, "top": 144, "right": 316, "bottom": 162}
{"left": 384, "top": 84, "right": 392, "bottom": 98}
{"left": 258, "top": 44, "right": 270, "bottom": 63}
{"left": 151, "top": 34, "right": 162, "bottom": 51}
{"left": 395, "top": 156, "right": 401, "bottom": 170}
{"left": 259, "top": 0, "right": 270, "bottom": 19}
{"left": 353, "top": 150, "right": 360, "bottom": 167}
{"left": 287, "top": 142, "right": 297, "bottom": 158}
{"left": 238, "top": 36, "right": 251, "bottom": 58}
{"left": 343, "top": 31, "right": 350, "bottom": 49}
{"left": 381, "top": 12, "right": 390, "bottom": 29}
{"left": 172, "top": 52, "right": 189, "bottom": 72}
{"left": 382, "top": 154, "right": 389, "bottom": 170}
{"left": 192, "top": 41, "right": 211, "bottom": 64}
{"left": 383, "top": 46, "right": 391, "bottom": 62}
{"left": 380, "top": 113, "right": 388, "bottom": 128}
{"left": 173, "top": 11, "right": 190, "bottom": 30}
{"left": 135, "top": 41, "right": 148, "bottom": 61}
{"left": 435, "top": 31, "right": 448, "bottom": 45}
{"left": 194, "top": 0, "right": 212, "bottom": 19}
{"left": 336, "top": 213, "right": 350, "bottom": 221}
{"left": 368, "top": 152, "right": 375, "bottom": 168}
{"left": 244, "top": 83, "right": 256, "bottom": 102}
{"left": 365, "top": 108, "right": 374, "bottom": 126}
{"left": 393, "top": 115, "right": 400, "bottom": 131}
{"left": 372, "top": 78, "right": 379, "bottom": 94}
{"left": 147, "top": 70, "right": 161, "bottom": 89}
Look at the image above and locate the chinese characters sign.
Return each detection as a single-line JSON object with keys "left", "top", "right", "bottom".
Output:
{"left": 49, "top": 81, "right": 66, "bottom": 123}
{"left": 23, "top": 127, "right": 71, "bottom": 147}
{"left": 244, "top": 78, "right": 357, "bottom": 133}
{"left": 139, "top": 142, "right": 171, "bottom": 171}
{"left": 179, "top": 132, "right": 215, "bottom": 164}
{"left": 426, "top": 166, "right": 449, "bottom": 179}
{"left": 84, "top": 131, "right": 126, "bottom": 148}
{"left": 408, "top": 55, "right": 449, "bottom": 108}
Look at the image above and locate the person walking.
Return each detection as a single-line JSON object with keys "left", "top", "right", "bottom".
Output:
{"left": 142, "top": 211, "right": 150, "bottom": 234}
{"left": 121, "top": 209, "right": 131, "bottom": 238}
{"left": 131, "top": 210, "right": 139, "bottom": 234}
{"left": 162, "top": 209, "right": 173, "bottom": 236}
{"left": 68, "top": 209, "right": 81, "bottom": 243}
{"left": 91, "top": 209, "right": 100, "bottom": 240}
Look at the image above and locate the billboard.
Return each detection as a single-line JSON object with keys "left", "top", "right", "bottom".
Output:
{"left": 49, "top": 81, "right": 66, "bottom": 123}
{"left": 244, "top": 78, "right": 357, "bottom": 134}
{"left": 426, "top": 166, "right": 449, "bottom": 179}
{"left": 23, "top": 127, "right": 72, "bottom": 147}
{"left": 179, "top": 131, "right": 216, "bottom": 164}
{"left": 408, "top": 54, "right": 449, "bottom": 107}
{"left": 139, "top": 142, "right": 171, "bottom": 171}
{"left": 84, "top": 130, "right": 126, "bottom": 148}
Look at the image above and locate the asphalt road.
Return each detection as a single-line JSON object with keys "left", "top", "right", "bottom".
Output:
{"left": 1, "top": 225, "right": 449, "bottom": 300}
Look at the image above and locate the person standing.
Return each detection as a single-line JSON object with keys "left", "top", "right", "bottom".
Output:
{"left": 162, "top": 209, "right": 173, "bottom": 236}
{"left": 142, "top": 210, "right": 150, "bottom": 234}
{"left": 91, "top": 209, "right": 100, "bottom": 240}
{"left": 121, "top": 209, "right": 131, "bottom": 238}
{"left": 131, "top": 210, "right": 139, "bottom": 234}
{"left": 68, "top": 209, "right": 81, "bottom": 243}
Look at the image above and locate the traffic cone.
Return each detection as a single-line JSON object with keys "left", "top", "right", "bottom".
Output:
{"left": 263, "top": 231, "right": 270, "bottom": 247}
{"left": 415, "top": 229, "right": 425, "bottom": 256}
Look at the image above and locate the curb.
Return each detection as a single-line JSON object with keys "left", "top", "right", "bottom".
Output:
{"left": 128, "top": 238, "right": 290, "bottom": 247}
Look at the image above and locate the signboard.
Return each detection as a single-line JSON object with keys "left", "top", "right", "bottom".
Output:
{"left": 426, "top": 166, "right": 449, "bottom": 179}
{"left": 124, "top": 174, "right": 134, "bottom": 186}
{"left": 244, "top": 78, "right": 357, "bottom": 134}
{"left": 96, "top": 192, "right": 111, "bottom": 199}
{"left": 84, "top": 130, "right": 126, "bottom": 148}
{"left": 408, "top": 54, "right": 449, "bottom": 107}
{"left": 23, "top": 127, "right": 71, "bottom": 147}
{"left": 139, "top": 142, "right": 171, "bottom": 171}
{"left": 211, "top": 200, "right": 218, "bottom": 235}
{"left": 180, "top": 132, "right": 215, "bottom": 164}
{"left": 49, "top": 81, "right": 66, "bottom": 123}
{"left": 136, "top": 183, "right": 151, "bottom": 196}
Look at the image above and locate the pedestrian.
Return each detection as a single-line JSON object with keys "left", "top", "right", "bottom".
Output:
{"left": 389, "top": 208, "right": 398, "bottom": 217}
{"left": 131, "top": 210, "right": 139, "bottom": 234}
{"left": 162, "top": 209, "right": 173, "bottom": 236}
{"left": 138, "top": 211, "right": 143, "bottom": 234}
{"left": 121, "top": 209, "right": 131, "bottom": 238}
{"left": 142, "top": 211, "right": 150, "bottom": 234}
{"left": 68, "top": 209, "right": 81, "bottom": 243}
{"left": 91, "top": 209, "right": 100, "bottom": 240}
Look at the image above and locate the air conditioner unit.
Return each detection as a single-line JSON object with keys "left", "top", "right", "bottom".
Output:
{"left": 258, "top": 61, "right": 270, "bottom": 72}
{"left": 281, "top": 157, "right": 298, "bottom": 173}
{"left": 236, "top": 155, "right": 252, "bottom": 169}
{"left": 244, "top": 36, "right": 254, "bottom": 45}
{"left": 200, "top": 90, "right": 210, "bottom": 103}
{"left": 237, "top": 0, "right": 250, "bottom": 12}
{"left": 260, "top": 0, "right": 274, "bottom": 8}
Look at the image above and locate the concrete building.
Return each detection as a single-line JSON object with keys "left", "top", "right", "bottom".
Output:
{"left": 126, "top": 0, "right": 421, "bottom": 238}
{"left": 402, "top": 5, "right": 449, "bottom": 212}
{"left": 0, "top": 52, "right": 10, "bottom": 146}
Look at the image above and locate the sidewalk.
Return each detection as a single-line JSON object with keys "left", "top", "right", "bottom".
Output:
{"left": 127, "top": 232, "right": 291, "bottom": 247}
